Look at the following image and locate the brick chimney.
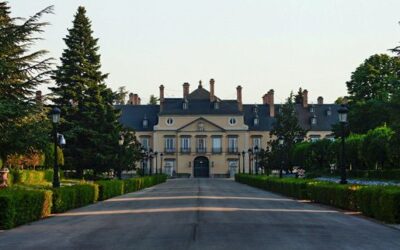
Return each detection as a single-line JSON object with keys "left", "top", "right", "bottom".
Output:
{"left": 159, "top": 85, "right": 164, "bottom": 111}
{"left": 209, "top": 79, "right": 215, "bottom": 102}
{"left": 302, "top": 89, "right": 308, "bottom": 108}
{"left": 266, "top": 89, "right": 275, "bottom": 117}
{"left": 236, "top": 85, "right": 243, "bottom": 112}
{"left": 317, "top": 96, "right": 323, "bottom": 105}
{"left": 127, "top": 93, "right": 141, "bottom": 105}
{"left": 183, "top": 82, "right": 190, "bottom": 99}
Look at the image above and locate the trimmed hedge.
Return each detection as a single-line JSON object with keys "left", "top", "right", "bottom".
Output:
{"left": 96, "top": 180, "right": 125, "bottom": 201}
{"left": 123, "top": 175, "right": 167, "bottom": 193}
{"left": 347, "top": 169, "right": 400, "bottom": 180}
{"left": 11, "top": 170, "right": 56, "bottom": 185}
{"left": 235, "top": 174, "right": 400, "bottom": 223}
{"left": 52, "top": 184, "right": 99, "bottom": 213}
{"left": 0, "top": 188, "right": 52, "bottom": 229}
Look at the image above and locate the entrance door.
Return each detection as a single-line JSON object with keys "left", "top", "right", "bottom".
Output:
{"left": 193, "top": 156, "right": 209, "bottom": 178}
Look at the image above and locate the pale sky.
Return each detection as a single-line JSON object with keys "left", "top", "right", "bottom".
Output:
{"left": 9, "top": 0, "right": 400, "bottom": 104}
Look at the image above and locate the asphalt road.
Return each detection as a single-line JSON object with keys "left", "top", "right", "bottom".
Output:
{"left": 1, "top": 178, "right": 400, "bottom": 250}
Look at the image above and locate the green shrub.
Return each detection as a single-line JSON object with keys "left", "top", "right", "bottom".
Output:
{"left": 347, "top": 169, "right": 400, "bottom": 180}
{"left": 0, "top": 188, "right": 52, "bottom": 229}
{"left": 96, "top": 180, "right": 124, "bottom": 201}
{"left": 235, "top": 174, "right": 400, "bottom": 223}
{"left": 52, "top": 183, "right": 99, "bottom": 213}
{"left": 123, "top": 175, "right": 167, "bottom": 193}
{"left": 12, "top": 170, "right": 56, "bottom": 185}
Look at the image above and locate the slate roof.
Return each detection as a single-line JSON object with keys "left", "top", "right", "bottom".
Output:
{"left": 160, "top": 98, "right": 241, "bottom": 115}
{"left": 115, "top": 104, "right": 159, "bottom": 131}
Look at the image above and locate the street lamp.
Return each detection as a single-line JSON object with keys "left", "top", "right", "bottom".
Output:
{"left": 141, "top": 148, "right": 145, "bottom": 176}
{"left": 160, "top": 153, "right": 164, "bottom": 174}
{"left": 154, "top": 151, "right": 158, "bottom": 174}
{"left": 241, "top": 150, "right": 246, "bottom": 174}
{"left": 278, "top": 136, "right": 284, "bottom": 178}
{"left": 338, "top": 104, "right": 349, "bottom": 184}
{"left": 237, "top": 152, "right": 241, "bottom": 174}
{"left": 51, "top": 107, "right": 61, "bottom": 188}
{"left": 254, "top": 145, "right": 259, "bottom": 175}
{"left": 149, "top": 148, "right": 153, "bottom": 176}
{"left": 117, "top": 135, "right": 124, "bottom": 179}
{"left": 248, "top": 148, "right": 253, "bottom": 174}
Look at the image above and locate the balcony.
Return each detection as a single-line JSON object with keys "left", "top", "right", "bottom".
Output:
{"left": 164, "top": 147, "right": 176, "bottom": 154}
{"left": 180, "top": 147, "right": 191, "bottom": 154}
{"left": 212, "top": 147, "right": 222, "bottom": 154}
{"left": 196, "top": 147, "right": 207, "bottom": 153}
{"left": 227, "top": 147, "right": 239, "bottom": 154}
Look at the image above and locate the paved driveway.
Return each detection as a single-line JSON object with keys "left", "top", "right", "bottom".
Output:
{"left": 1, "top": 178, "right": 400, "bottom": 250}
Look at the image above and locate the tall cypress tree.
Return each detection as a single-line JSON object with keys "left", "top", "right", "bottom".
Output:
{"left": 0, "top": 2, "right": 53, "bottom": 162}
{"left": 51, "top": 6, "right": 121, "bottom": 177}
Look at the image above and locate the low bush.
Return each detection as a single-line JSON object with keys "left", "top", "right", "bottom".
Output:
{"left": 96, "top": 180, "right": 124, "bottom": 201}
{"left": 347, "top": 169, "right": 400, "bottom": 180}
{"left": 52, "top": 183, "right": 99, "bottom": 213}
{"left": 0, "top": 188, "right": 52, "bottom": 229}
{"left": 11, "top": 170, "right": 56, "bottom": 185}
{"left": 123, "top": 175, "right": 167, "bottom": 193}
{"left": 235, "top": 174, "right": 400, "bottom": 223}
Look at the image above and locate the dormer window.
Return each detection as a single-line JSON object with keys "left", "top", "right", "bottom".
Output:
{"left": 310, "top": 105, "right": 315, "bottom": 113}
{"left": 183, "top": 99, "right": 188, "bottom": 110}
{"left": 254, "top": 117, "right": 259, "bottom": 126}
{"left": 214, "top": 101, "right": 219, "bottom": 110}
{"left": 143, "top": 116, "right": 149, "bottom": 128}
{"left": 253, "top": 105, "right": 258, "bottom": 114}
{"left": 311, "top": 115, "right": 317, "bottom": 125}
{"left": 326, "top": 107, "right": 332, "bottom": 116}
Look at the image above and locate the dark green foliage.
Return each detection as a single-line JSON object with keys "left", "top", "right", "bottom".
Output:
{"left": 347, "top": 169, "right": 400, "bottom": 180}
{"left": 235, "top": 174, "right": 400, "bottom": 223}
{"left": 96, "top": 180, "right": 124, "bottom": 201}
{"left": 51, "top": 6, "right": 122, "bottom": 177}
{"left": 0, "top": 2, "right": 53, "bottom": 162}
{"left": 0, "top": 188, "right": 52, "bottom": 229}
{"left": 123, "top": 175, "right": 167, "bottom": 193}
{"left": 52, "top": 184, "right": 98, "bottom": 213}
{"left": 361, "top": 126, "right": 394, "bottom": 169}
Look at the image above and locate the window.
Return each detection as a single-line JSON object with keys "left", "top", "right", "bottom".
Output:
{"left": 310, "top": 106, "right": 315, "bottom": 113}
{"left": 325, "top": 136, "right": 335, "bottom": 141}
{"left": 252, "top": 137, "right": 261, "bottom": 150}
{"left": 140, "top": 137, "right": 150, "bottom": 150}
{"left": 212, "top": 137, "right": 222, "bottom": 153}
{"left": 164, "top": 160, "right": 175, "bottom": 176}
{"left": 183, "top": 102, "right": 188, "bottom": 110}
{"left": 142, "top": 118, "right": 148, "bottom": 128}
{"left": 196, "top": 137, "right": 207, "bottom": 153}
{"left": 228, "top": 136, "right": 238, "bottom": 153}
{"left": 228, "top": 117, "right": 237, "bottom": 126}
{"left": 166, "top": 118, "right": 174, "bottom": 126}
{"left": 311, "top": 115, "right": 317, "bottom": 125}
{"left": 214, "top": 102, "right": 219, "bottom": 109}
{"left": 181, "top": 137, "right": 191, "bottom": 153}
{"left": 164, "top": 137, "right": 176, "bottom": 153}
{"left": 254, "top": 117, "right": 259, "bottom": 126}
{"left": 309, "top": 135, "right": 321, "bottom": 142}
{"left": 326, "top": 107, "right": 332, "bottom": 116}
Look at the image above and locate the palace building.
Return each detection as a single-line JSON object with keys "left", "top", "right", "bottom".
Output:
{"left": 117, "top": 79, "right": 340, "bottom": 177}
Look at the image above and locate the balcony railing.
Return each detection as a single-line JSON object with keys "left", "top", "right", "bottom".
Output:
{"left": 180, "top": 147, "right": 191, "bottom": 154}
{"left": 196, "top": 147, "right": 207, "bottom": 153}
{"left": 227, "top": 147, "right": 239, "bottom": 154}
{"left": 164, "top": 147, "right": 176, "bottom": 153}
{"left": 212, "top": 147, "right": 222, "bottom": 154}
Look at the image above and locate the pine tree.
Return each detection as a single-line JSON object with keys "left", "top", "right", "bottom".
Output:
{"left": 148, "top": 94, "right": 159, "bottom": 105}
{"left": 51, "top": 6, "right": 121, "bottom": 177}
{"left": 0, "top": 2, "right": 53, "bottom": 162}
{"left": 270, "top": 92, "right": 307, "bottom": 169}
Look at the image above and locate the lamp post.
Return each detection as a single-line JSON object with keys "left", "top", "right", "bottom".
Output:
{"left": 254, "top": 145, "right": 259, "bottom": 175}
{"left": 117, "top": 136, "right": 124, "bottom": 179}
{"left": 154, "top": 151, "right": 158, "bottom": 174}
{"left": 237, "top": 152, "right": 241, "bottom": 174}
{"left": 241, "top": 151, "right": 246, "bottom": 174}
{"left": 248, "top": 148, "right": 253, "bottom": 174}
{"left": 278, "top": 136, "right": 284, "bottom": 178}
{"left": 160, "top": 153, "right": 164, "bottom": 174}
{"left": 51, "top": 107, "right": 61, "bottom": 188}
{"left": 149, "top": 148, "right": 153, "bottom": 176}
{"left": 338, "top": 105, "right": 349, "bottom": 184}
{"left": 141, "top": 148, "right": 145, "bottom": 176}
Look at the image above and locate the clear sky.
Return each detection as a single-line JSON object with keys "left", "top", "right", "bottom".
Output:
{"left": 8, "top": 0, "right": 400, "bottom": 104}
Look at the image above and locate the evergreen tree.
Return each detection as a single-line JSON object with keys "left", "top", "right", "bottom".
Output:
{"left": 294, "top": 88, "right": 303, "bottom": 104}
{"left": 270, "top": 93, "right": 307, "bottom": 169}
{"left": 0, "top": 2, "right": 53, "bottom": 162}
{"left": 51, "top": 6, "right": 121, "bottom": 177}
{"left": 148, "top": 94, "right": 159, "bottom": 105}
{"left": 115, "top": 86, "right": 128, "bottom": 105}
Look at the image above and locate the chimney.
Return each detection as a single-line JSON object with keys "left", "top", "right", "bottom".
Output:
{"left": 266, "top": 89, "right": 275, "bottom": 117}
{"left": 317, "top": 96, "right": 323, "bottom": 105}
{"left": 183, "top": 82, "right": 190, "bottom": 99}
{"left": 137, "top": 96, "right": 141, "bottom": 105}
{"left": 209, "top": 79, "right": 215, "bottom": 102}
{"left": 262, "top": 93, "right": 268, "bottom": 105}
{"left": 128, "top": 93, "right": 134, "bottom": 105}
{"left": 133, "top": 94, "right": 139, "bottom": 105}
{"left": 159, "top": 85, "right": 164, "bottom": 111}
{"left": 35, "top": 90, "right": 42, "bottom": 103}
{"left": 236, "top": 85, "right": 243, "bottom": 111}
{"left": 302, "top": 89, "right": 308, "bottom": 108}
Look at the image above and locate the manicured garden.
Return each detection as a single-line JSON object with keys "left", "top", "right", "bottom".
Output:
{"left": 235, "top": 174, "right": 400, "bottom": 224}
{"left": 0, "top": 170, "right": 167, "bottom": 229}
